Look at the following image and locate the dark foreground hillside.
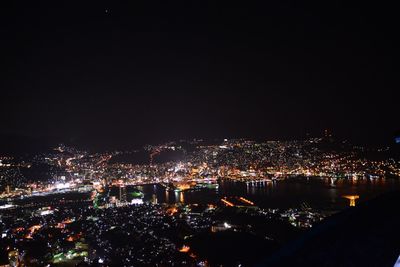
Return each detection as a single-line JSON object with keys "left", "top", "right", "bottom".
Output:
{"left": 259, "top": 190, "right": 400, "bottom": 267}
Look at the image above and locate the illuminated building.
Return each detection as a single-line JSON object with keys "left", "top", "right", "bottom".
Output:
{"left": 179, "top": 245, "right": 190, "bottom": 253}
{"left": 343, "top": 195, "right": 359, "bottom": 207}
{"left": 8, "top": 250, "right": 19, "bottom": 267}
{"left": 119, "top": 185, "right": 127, "bottom": 202}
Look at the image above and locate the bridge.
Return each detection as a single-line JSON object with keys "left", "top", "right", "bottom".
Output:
{"left": 221, "top": 196, "right": 256, "bottom": 207}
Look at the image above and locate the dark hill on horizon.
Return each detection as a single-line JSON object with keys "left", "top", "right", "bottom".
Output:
{"left": 0, "top": 134, "right": 57, "bottom": 156}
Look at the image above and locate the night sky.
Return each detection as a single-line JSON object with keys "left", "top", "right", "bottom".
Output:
{"left": 1, "top": 1, "right": 398, "bottom": 149}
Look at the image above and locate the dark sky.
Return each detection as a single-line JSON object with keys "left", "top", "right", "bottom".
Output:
{"left": 1, "top": 1, "right": 398, "bottom": 149}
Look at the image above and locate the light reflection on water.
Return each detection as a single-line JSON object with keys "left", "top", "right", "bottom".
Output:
{"left": 139, "top": 177, "right": 400, "bottom": 210}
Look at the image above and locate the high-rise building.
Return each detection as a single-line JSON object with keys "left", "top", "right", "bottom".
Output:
{"left": 8, "top": 250, "right": 19, "bottom": 267}
{"left": 119, "top": 185, "right": 127, "bottom": 203}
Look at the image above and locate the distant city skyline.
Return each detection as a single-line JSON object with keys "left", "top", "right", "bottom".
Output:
{"left": 1, "top": 2, "right": 399, "bottom": 266}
